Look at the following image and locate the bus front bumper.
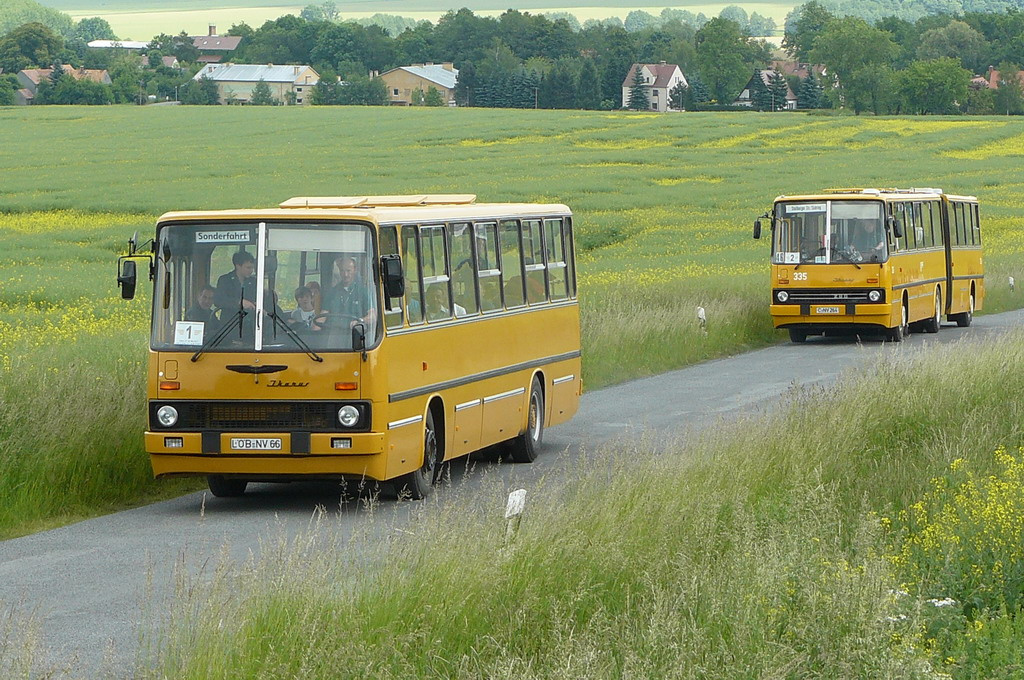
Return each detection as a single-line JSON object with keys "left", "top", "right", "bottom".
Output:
{"left": 146, "top": 431, "right": 387, "bottom": 479}
{"left": 770, "top": 302, "right": 895, "bottom": 330}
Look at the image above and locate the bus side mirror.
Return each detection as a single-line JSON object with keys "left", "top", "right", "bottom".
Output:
{"left": 351, "top": 323, "right": 366, "bottom": 352}
{"left": 118, "top": 259, "right": 137, "bottom": 300}
{"left": 381, "top": 255, "right": 405, "bottom": 298}
{"left": 753, "top": 219, "right": 762, "bottom": 240}
{"left": 888, "top": 215, "right": 904, "bottom": 239}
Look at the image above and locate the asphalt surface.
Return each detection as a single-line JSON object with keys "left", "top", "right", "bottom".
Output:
{"left": 2, "top": 308, "right": 1022, "bottom": 676}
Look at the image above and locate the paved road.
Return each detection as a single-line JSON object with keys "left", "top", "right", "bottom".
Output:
{"left": 2, "top": 310, "right": 1022, "bottom": 675}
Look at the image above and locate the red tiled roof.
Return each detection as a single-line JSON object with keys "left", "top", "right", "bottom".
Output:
{"left": 622, "top": 63, "right": 683, "bottom": 88}
{"left": 20, "top": 66, "right": 110, "bottom": 84}
{"left": 192, "top": 36, "right": 242, "bottom": 51}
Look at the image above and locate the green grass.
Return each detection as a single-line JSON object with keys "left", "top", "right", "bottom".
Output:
{"left": 133, "top": 330, "right": 1024, "bottom": 679}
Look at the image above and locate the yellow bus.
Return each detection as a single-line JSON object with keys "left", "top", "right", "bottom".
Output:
{"left": 754, "top": 188, "right": 984, "bottom": 343}
{"left": 116, "top": 195, "right": 581, "bottom": 498}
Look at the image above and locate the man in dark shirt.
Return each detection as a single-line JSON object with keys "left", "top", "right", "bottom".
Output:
{"left": 326, "top": 256, "right": 376, "bottom": 328}
{"left": 214, "top": 251, "right": 257, "bottom": 313}
{"left": 185, "top": 285, "right": 217, "bottom": 324}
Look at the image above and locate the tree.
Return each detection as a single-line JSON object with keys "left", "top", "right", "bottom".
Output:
{"left": 797, "top": 70, "right": 823, "bottom": 108}
{"left": 992, "top": 61, "right": 1024, "bottom": 115}
{"left": 249, "top": 78, "right": 276, "bottom": 105}
{"left": 696, "top": 17, "right": 764, "bottom": 105}
{"left": 0, "top": 73, "right": 18, "bottom": 105}
{"left": 749, "top": 71, "right": 771, "bottom": 109}
{"left": 684, "top": 71, "right": 711, "bottom": 108}
{"left": 181, "top": 75, "right": 220, "bottom": 105}
{"left": 768, "top": 70, "right": 789, "bottom": 110}
{"left": 301, "top": 2, "right": 339, "bottom": 23}
{"left": 669, "top": 79, "right": 687, "bottom": 109}
{"left": 899, "top": 57, "right": 969, "bottom": 115}
{"left": 74, "top": 17, "right": 116, "bottom": 42}
{"left": 782, "top": 1, "right": 834, "bottom": 62}
{"left": 0, "top": 22, "right": 64, "bottom": 73}
{"left": 454, "top": 61, "right": 477, "bottom": 106}
{"left": 424, "top": 86, "right": 444, "bottom": 106}
{"left": 809, "top": 17, "right": 898, "bottom": 112}
{"left": 916, "top": 21, "right": 986, "bottom": 74}
{"left": 626, "top": 64, "right": 649, "bottom": 110}
{"left": 576, "top": 57, "right": 602, "bottom": 109}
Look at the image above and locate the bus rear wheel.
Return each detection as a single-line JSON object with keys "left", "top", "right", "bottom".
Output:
{"left": 922, "top": 288, "right": 941, "bottom": 334}
{"left": 953, "top": 292, "right": 974, "bottom": 327}
{"left": 395, "top": 410, "right": 440, "bottom": 500}
{"left": 509, "top": 377, "right": 544, "bottom": 463}
{"left": 207, "top": 475, "right": 247, "bottom": 497}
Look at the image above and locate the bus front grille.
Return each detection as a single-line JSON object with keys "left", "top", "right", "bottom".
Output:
{"left": 150, "top": 401, "right": 367, "bottom": 432}
{"left": 776, "top": 289, "right": 874, "bottom": 304}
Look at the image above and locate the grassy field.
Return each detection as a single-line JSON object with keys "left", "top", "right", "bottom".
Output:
{"left": 1, "top": 106, "right": 1024, "bottom": 540}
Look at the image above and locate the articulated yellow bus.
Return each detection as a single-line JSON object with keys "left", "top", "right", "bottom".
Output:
{"left": 754, "top": 188, "right": 984, "bottom": 343}
{"left": 117, "top": 195, "right": 581, "bottom": 498}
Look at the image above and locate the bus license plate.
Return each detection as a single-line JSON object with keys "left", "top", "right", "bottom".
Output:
{"left": 815, "top": 306, "right": 841, "bottom": 315}
{"left": 230, "top": 438, "right": 283, "bottom": 451}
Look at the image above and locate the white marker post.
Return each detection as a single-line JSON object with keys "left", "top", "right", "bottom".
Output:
{"left": 504, "top": 489, "right": 527, "bottom": 546}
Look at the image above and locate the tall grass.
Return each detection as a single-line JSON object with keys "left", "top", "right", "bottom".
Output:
{"left": 139, "top": 331, "right": 1024, "bottom": 679}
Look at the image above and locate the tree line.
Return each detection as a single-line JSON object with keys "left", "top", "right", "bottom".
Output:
{"left": 2, "top": 0, "right": 1024, "bottom": 113}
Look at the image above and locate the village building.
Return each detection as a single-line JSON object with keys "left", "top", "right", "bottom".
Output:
{"left": 15, "top": 66, "right": 112, "bottom": 105}
{"left": 621, "top": 62, "right": 687, "bottom": 112}
{"left": 192, "top": 63, "right": 319, "bottom": 104}
{"left": 378, "top": 62, "right": 458, "bottom": 105}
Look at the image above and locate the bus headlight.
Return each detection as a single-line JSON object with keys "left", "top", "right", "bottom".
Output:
{"left": 338, "top": 405, "right": 361, "bottom": 428}
{"left": 868, "top": 290, "right": 882, "bottom": 302}
{"left": 776, "top": 290, "right": 789, "bottom": 303}
{"left": 156, "top": 405, "right": 178, "bottom": 427}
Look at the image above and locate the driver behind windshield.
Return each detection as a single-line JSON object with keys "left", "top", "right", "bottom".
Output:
{"left": 852, "top": 219, "right": 886, "bottom": 261}
{"left": 325, "top": 255, "right": 376, "bottom": 330}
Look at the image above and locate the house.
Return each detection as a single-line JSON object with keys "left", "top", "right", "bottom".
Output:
{"left": 192, "top": 63, "right": 319, "bottom": 104}
{"left": 16, "top": 66, "right": 112, "bottom": 105}
{"left": 982, "top": 66, "right": 1024, "bottom": 89}
{"left": 140, "top": 55, "right": 180, "bottom": 70}
{"left": 621, "top": 62, "right": 687, "bottom": 112}
{"left": 770, "top": 60, "right": 826, "bottom": 80}
{"left": 379, "top": 62, "right": 458, "bottom": 105}
{"left": 192, "top": 26, "right": 242, "bottom": 64}
{"left": 733, "top": 69, "right": 798, "bottom": 110}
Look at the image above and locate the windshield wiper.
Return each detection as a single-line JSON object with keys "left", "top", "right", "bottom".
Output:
{"left": 266, "top": 310, "right": 323, "bottom": 363}
{"left": 831, "top": 248, "right": 862, "bottom": 269}
{"left": 191, "top": 308, "right": 247, "bottom": 362}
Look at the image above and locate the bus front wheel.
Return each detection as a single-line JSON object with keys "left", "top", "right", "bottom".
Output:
{"left": 788, "top": 329, "right": 808, "bottom": 343}
{"left": 207, "top": 475, "right": 247, "bottom": 497}
{"left": 888, "top": 301, "right": 909, "bottom": 343}
{"left": 509, "top": 377, "right": 544, "bottom": 463}
{"left": 396, "top": 410, "right": 440, "bottom": 500}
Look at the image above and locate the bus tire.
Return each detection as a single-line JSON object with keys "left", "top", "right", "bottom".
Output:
{"left": 922, "top": 288, "right": 941, "bottom": 334}
{"left": 396, "top": 410, "right": 440, "bottom": 500}
{"left": 953, "top": 291, "right": 974, "bottom": 327}
{"left": 788, "top": 328, "right": 808, "bottom": 343}
{"left": 207, "top": 475, "right": 247, "bottom": 497}
{"left": 509, "top": 377, "right": 544, "bottom": 463}
{"left": 887, "top": 300, "right": 909, "bottom": 343}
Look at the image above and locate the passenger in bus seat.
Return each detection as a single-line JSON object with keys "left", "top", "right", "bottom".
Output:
{"left": 288, "top": 286, "right": 326, "bottom": 331}
{"left": 185, "top": 286, "right": 217, "bottom": 324}
{"left": 214, "top": 251, "right": 257, "bottom": 312}
{"left": 425, "top": 283, "right": 465, "bottom": 319}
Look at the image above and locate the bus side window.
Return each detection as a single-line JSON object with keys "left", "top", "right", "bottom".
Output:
{"left": 545, "top": 218, "right": 569, "bottom": 301}
{"left": 912, "top": 202, "right": 926, "bottom": 249}
{"left": 500, "top": 220, "right": 526, "bottom": 308}
{"left": 565, "top": 216, "right": 578, "bottom": 298}
{"left": 523, "top": 219, "right": 547, "bottom": 304}
{"left": 954, "top": 203, "right": 964, "bottom": 245}
{"left": 380, "top": 226, "right": 404, "bottom": 330}
{"left": 923, "top": 202, "right": 936, "bottom": 248}
{"left": 476, "top": 222, "right": 502, "bottom": 313}
{"left": 448, "top": 222, "right": 479, "bottom": 316}
{"left": 890, "top": 203, "right": 905, "bottom": 253}
{"left": 968, "top": 203, "right": 977, "bottom": 246}
{"left": 973, "top": 204, "right": 981, "bottom": 245}
{"left": 421, "top": 225, "right": 452, "bottom": 322}
{"left": 402, "top": 225, "right": 424, "bottom": 324}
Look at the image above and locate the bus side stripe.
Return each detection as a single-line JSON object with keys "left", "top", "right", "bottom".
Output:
{"left": 388, "top": 350, "right": 581, "bottom": 403}
{"left": 553, "top": 374, "right": 575, "bottom": 385}
{"left": 455, "top": 399, "right": 481, "bottom": 411}
{"left": 388, "top": 415, "right": 423, "bottom": 430}
{"left": 483, "top": 388, "right": 525, "bottom": 404}
{"left": 892, "top": 276, "right": 946, "bottom": 290}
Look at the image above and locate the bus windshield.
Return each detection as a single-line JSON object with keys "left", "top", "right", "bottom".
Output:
{"left": 151, "top": 221, "right": 379, "bottom": 353}
{"left": 773, "top": 200, "right": 887, "bottom": 265}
